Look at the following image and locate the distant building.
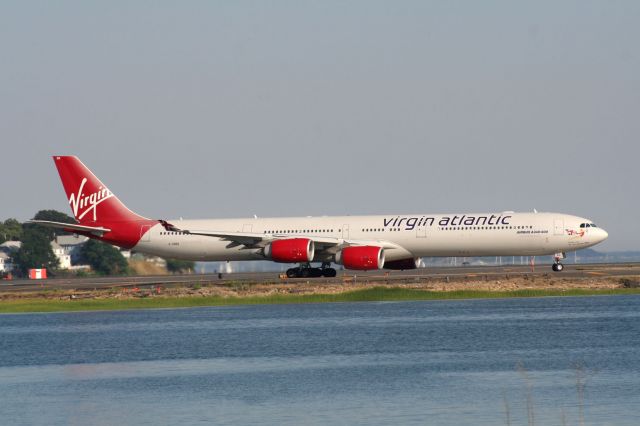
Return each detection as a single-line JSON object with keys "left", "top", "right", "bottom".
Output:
{"left": 55, "top": 235, "right": 89, "bottom": 264}
{"left": 0, "top": 251, "right": 13, "bottom": 273}
{"left": 0, "top": 237, "right": 89, "bottom": 271}
{"left": 0, "top": 241, "right": 20, "bottom": 274}
{"left": 0, "top": 241, "right": 21, "bottom": 253}
{"left": 50, "top": 240, "right": 71, "bottom": 270}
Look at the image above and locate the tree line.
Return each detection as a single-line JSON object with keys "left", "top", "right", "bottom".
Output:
{"left": 1, "top": 210, "right": 194, "bottom": 277}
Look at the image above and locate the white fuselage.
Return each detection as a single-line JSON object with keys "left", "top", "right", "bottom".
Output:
{"left": 133, "top": 212, "right": 607, "bottom": 262}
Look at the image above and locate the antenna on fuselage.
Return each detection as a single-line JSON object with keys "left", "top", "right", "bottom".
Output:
{"left": 533, "top": 208, "right": 538, "bottom": 214}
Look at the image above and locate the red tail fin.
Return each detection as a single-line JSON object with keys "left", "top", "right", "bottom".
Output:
{"left": 53, "top": 156, "right": 155, "bottom": 248}
{"left": 54, "top": 156, "right": 147, "bottom": 225}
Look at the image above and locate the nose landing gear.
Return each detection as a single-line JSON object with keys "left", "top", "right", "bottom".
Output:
{"left": 552, "top": 252, "right": 566, "bottom": 272}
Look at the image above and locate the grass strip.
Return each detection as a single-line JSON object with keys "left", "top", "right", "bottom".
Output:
{"left": 1, "top": 287, "right": 640, "bottom": 314}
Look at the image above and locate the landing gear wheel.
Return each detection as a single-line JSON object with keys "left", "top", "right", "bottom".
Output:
{"left": 309, "top": 268, "right": 323, "bottom": 278}
{"left": 552, "top": 263, "right": 564, "bottom": 272}
{"left": 287, "top": 264, "right": 337, "bottom": 279}
{"left": 322, "top": 268, "right": 337, "bottom": 278}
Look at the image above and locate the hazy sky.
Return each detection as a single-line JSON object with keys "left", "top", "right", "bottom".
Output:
{"left": 1, "top": 1, "right": 639, "bottom": 251}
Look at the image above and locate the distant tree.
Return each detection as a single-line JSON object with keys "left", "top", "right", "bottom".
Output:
{"left": 32, "top": 210, "right": 76, "bottom": 240}
{"left": 13, "top": 226, "right": 59, "bottom": 275}
{"left": 0, "top": 218, "right": 23, "bottom": 244}
{"left": 166, "top": 259, "right": 195, "bottom": 274}
{"left": 79, "top": 239, "right": 129, "bottom": 275}
{"left": 33, "top": 209, "right": 75, "bottom": 223}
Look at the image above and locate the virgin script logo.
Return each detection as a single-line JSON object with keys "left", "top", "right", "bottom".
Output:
{"left": 565, "top": 228, "right": 585, "bottom": 238}
{"left": 69, "top": 178, "right": 114, "bottom": 221}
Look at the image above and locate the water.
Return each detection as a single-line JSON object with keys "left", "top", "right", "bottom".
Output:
{"left": 1, "top": 296, "right": 640, "bottom": 425}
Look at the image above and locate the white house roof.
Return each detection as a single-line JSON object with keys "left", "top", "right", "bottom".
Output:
{"left": 55, "top": 235, "right": 89, "bottom": 246}
{"left": 0, "top": 241, "right": 22, "bottom": 250}
{"left": 0, "top": 241, "right": 21, "bottom": 252}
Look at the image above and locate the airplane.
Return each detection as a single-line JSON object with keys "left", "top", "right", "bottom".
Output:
{"left": 29, "top": 156, "right": 609, "bottom": 277}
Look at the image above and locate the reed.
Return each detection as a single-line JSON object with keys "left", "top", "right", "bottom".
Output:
{"left": 1, "top": 287, "right": 639, "bottom": 314}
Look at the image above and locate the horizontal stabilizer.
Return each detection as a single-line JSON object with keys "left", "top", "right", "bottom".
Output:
{"left": 27, "top": 220, "right": 111, "bottom": 236}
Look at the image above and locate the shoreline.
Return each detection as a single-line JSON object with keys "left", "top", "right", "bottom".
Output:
{"left": 1, "top": 276, "right": 640, "bottom": 313}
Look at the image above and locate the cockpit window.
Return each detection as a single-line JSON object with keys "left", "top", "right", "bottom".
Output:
{"left": 591, "top": 224, "right": 597, "bottom": 228}
{"left": 580, "top": 223, "right": 585, "bottom": 228}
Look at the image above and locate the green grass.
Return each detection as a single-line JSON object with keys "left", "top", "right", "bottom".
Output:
{"left": 1, "top": 287, "right": 640, "bottom": 313}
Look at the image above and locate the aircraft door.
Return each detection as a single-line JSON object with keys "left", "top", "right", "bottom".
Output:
{"left": 342, "top": 224, "right": 349, "bottom": 239}
{"left": 242, "top": 224, "right": 253, "bottom": 233}
{"left": 416, "top": 226, "right": 427, "bottom": 238}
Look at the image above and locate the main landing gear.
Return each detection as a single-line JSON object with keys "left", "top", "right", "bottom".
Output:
{"left": 552, "top": 252, "right": 565, "bottom": 272}
{"left": 286, "top": 263, "right": 337, "bottom": 278}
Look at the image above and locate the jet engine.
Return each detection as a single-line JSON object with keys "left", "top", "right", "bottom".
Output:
{"left": 264, "top": 238, "right": 315, "bottom": 263}
{"left": 335, "top": 246, "right": 385, "bottom": 270}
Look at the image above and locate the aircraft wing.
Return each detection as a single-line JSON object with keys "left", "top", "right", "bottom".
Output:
{"left": 168, "top": 222, "right": 405, "bottom": 254}
{"left": 26, "top": 220, "right": 111, "bottom": 236}
{"left": 184, "top": 230, "right": 270, "bottom": 248}
{"left": 175, "top": 228, "right": 340, "bottom": 250}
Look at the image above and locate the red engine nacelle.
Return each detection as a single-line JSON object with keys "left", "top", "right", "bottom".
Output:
{"left": 264, "top": 238, "right": 315, "bottom": 263}
{"left": 336, "top": 246, "right": 385, "bottom": 270}
{"left": 383, "top": 258, "right": 420, "bottom": 270}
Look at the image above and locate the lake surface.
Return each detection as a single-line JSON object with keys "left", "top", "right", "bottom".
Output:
{"left": 1, "top": 296, "right": 639, "bottom": 425}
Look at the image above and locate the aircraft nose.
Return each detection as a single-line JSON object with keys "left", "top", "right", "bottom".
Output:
{"left": 598, "top": 228, "right": 609, "bottom": 242}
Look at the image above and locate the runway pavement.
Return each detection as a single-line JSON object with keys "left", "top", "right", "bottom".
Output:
{"left": 1, "top": 263, "right": 638, "bottom": 293}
